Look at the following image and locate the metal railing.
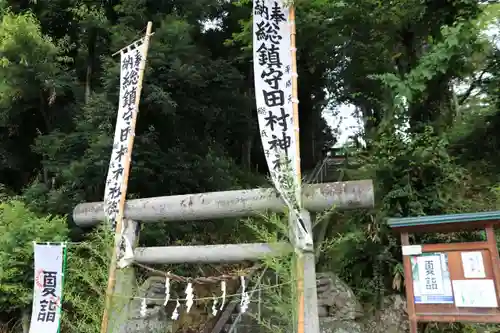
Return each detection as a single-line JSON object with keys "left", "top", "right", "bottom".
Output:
{"left": 306, "top": 155, "right": 347, "bottom": 184}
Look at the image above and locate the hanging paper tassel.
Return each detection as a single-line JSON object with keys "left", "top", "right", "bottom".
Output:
{"left": 219, "top": 281, "right": 226, "bottom": 310}
{"left": 171, "top": 299, "right": 180, "bottom": 320}
{"left": 240, "top": 276, "right": 250, "bottom": 313}
{"left": 211, "top": 297, "right": 218, "bottom": 316}
{"left": 185, "top": 282, "right": 194, "bottom": 313}
{"left": 241, "top": 291, "right": 250, "bottom": 313}
{"left": 140, "top": 297, "right": 147, "bottom": 317}
{"left": 163, "top": 274, "right": 171, "bottom": 306}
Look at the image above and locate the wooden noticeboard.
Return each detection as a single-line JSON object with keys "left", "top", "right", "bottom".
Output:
{"left": 388, "top": 212, "right": 500, "bottom": 333}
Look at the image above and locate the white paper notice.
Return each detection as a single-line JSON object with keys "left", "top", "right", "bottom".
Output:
{"left": 417, "top": 255, "right": 445, "bottom": 295}
{"left": 412, "top": 253, "right": 454, "bottom": 304}
{"left": 453, "top": 279, "right": 498, "bottom": 308}
{"left": 461, "top": 252, "right": 486, "bottom": 278}
{"left": 402, "top": 245, "right": 422, "bottom": 256}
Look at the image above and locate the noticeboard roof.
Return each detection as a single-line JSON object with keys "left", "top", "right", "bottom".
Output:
{"left": 387, "top": 210, "right": 500, "bottom": 232}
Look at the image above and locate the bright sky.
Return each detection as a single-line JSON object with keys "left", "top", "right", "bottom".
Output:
{"left": 323, "top": 104, "right": 359, "bottom": 147}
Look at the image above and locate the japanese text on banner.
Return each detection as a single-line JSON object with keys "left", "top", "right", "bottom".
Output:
{"left": 253, "top": 0, "right": 300, "bottom": 210}
{"left": 29, "top": 244, "right": 65, "bottom": 333}
{"left": 104, "top": 41, "right": 146, "bottom": 229}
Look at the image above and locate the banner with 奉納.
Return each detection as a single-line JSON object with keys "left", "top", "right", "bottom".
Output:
{"left": 253, "top": 0, "right": 311, "bottom": 247}
{"left": 103, "top": 39, "right": 147, "bottom": 231}
{"left": 29, "top": 243, "right": 66, "bottom": 333}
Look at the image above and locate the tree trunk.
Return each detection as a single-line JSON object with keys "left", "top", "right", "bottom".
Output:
{"left": 39, "top": 89, "right": 51, "bottom": 185}
{"left": 408, "top": 75, "right": 455, "bottom": 133}
{"left": 21, "top": 307, "right": 30, "bottom": 333}
{"left": 242, "top": 135, "right": 253, "bottom": 171}
{"left": 314, "top": 213, "right": 332, "bottom": 263}
{"left": 85, "top": 64, "right": 92, "bottom": 103}
{"left": 85, "top": 29, "right": 97, "bottom": 104}
{"left": 298, "top": 80, "right": 316, "bottom": 171}
{"left": 39, "top": 90, "right": 51, "bottom": 133}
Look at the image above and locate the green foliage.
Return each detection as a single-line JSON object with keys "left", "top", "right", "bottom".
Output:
{"left": 372, "top": 21, "right": 482, "bottom": 103}
{"left": 0, "top": 200, "right": 68, "bottom": 313}
{"left": 60, "top": 226, "right": 113, "bottom": 333}
{"left": 244, "top": 213, "right": 296, "bottom": 333}
{"left": 0, "top": 10, "right": 73, "bottom": 111}
{"left": 366, "top": 127, "right": 471, "bottom": 216}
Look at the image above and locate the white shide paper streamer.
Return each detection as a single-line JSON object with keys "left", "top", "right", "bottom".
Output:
{"left": 239, "top": 276, "right": 250, "bottom": 313}
{"left": 140, "top": 298, "right": 147, "bottom": 317}
{"left": 171, "top": 299, "right": 180, "bottom": 320}
{"left": 211, "top": 298, "right": 218, "bottom": 316}
{"left": 219, "top": 281, "right": 227, "bottom": 310}
{"left": 185, "top": 283, "right": 194, "bottom": 313}
{"left": 163, "top": 274, "right": 171, "bottom": 306}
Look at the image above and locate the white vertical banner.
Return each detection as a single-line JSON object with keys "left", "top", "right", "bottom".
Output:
{"left": 103, "top": 39, "right": 147, "bottom": 230}
{"left": 253, "top": 0, "right": 311, "bottom": 247}
{"left": 29, "top": 243, "right": 65, "bottom": 333}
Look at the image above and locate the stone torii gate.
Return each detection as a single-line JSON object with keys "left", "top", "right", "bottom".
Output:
{"left": 72, "top": 180, "right": 374, "bottom": 332}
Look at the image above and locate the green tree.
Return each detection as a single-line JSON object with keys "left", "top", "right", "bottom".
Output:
{"left": 0, "top": 9, "right": 75, "bottom": 192}
{"left": 0, "top": 200, "right": 67, "bottom": 324}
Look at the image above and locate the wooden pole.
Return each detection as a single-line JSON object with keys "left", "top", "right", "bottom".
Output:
{"left": 100, "top": 21, "right": 153, "bottom": 333}
{"left": 401, "top": 233, "right": 418, "bottom": 333}
{"left": 288, "top": 6, "right": 306, "bottom": 333}
{"left": 289, "top": 0, "right": 301, "bottom": 197}
{"left": 296, "top": 253, "right": 305, "bottom": 333}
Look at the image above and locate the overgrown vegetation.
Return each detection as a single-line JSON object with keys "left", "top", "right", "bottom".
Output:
{"left": 60, "top": 226, "right": 113, "bottom": 333}
{"left": 1, "top": 0, "right": 500, "bottom": 332}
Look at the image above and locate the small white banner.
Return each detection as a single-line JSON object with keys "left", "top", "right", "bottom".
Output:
{"left": 104, "top": 39, "right": 147, "bottom": 230}
{"left": 253, "top": 0, "right": 311, "bottom": 248}
{"left": 29, "top": 243, "right": 65, "bottom": 333}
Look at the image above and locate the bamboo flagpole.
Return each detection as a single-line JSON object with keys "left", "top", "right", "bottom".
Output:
{"left": 289, "top": 6, "right": 320, "bottom": 333}
{"left": 288, "top": 6, "right": 306, "bottom": 333}
{"left": 100, "top": 21, "right": 153, "bottom": 333}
